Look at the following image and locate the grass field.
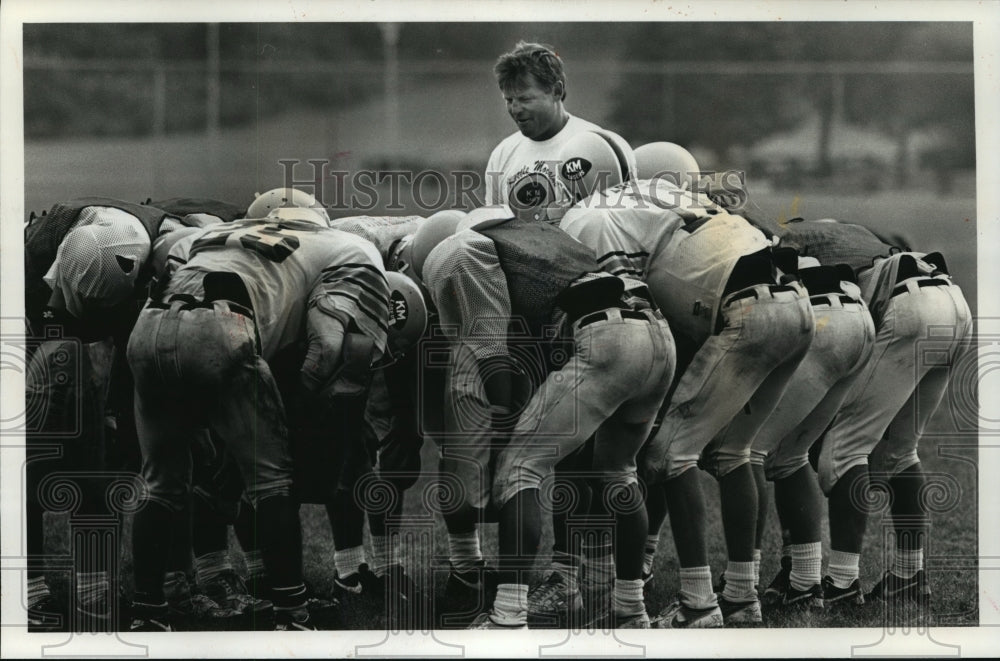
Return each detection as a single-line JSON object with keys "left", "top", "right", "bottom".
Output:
{"left": 25, "top": 113, "right": 979, "bottom": 632}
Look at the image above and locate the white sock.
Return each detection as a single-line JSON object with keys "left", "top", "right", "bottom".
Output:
{"left": 752, "top": 549, "right": 762, "bottom": 585}
{"left": 893, "top": 548, "right": 923, "bottom": 579}
{"left": 613, "top": 578, "right": 645, "bottom": 617}
{"left": 679, "top": 566, "right": 717, "bottom": 610}
{"left": 827, "top": 549, "right": 860, "bottom": 589}
{"left": 789, "top": 542, "right": 822, "bottom": 591}
{"left": 75, "top": 570, "right": 109, "bottom": 607}
{"left": 334, "top": 545, "right": 366, "bottom": 579}
{"left": 244, "top": 549, "right": 266, "bottom": 580}
{"left": 643, "top": 534, "right": 660, "bottom": 576}
{"left": 27, "top": 576, "right": 51, "bottom": 608}
{"left": 447, "top": 531, "right": 482, "bottom": 573}
{"left": 492, "top": 583, "right": 528, "bottom": 625}
{"left": 370, "top": 534, "right": 401, "bottom": 578}
{"left": 721, "top": 561, "right": 757, "bottom": 602}
{"left": 551, "top": 560, "right": 580, "bottom": 595}
{"left": 195, "top": 549, "right": 233, "bottom": 585}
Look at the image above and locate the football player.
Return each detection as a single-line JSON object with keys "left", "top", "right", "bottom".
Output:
{"left": 558, "top": 136, "right": 815, "bottom": 628}
{"left": 771, "top": 218, "right": 972, "bottom": 610}
{"left": 126, "top": 192, "right": 390, "bottom": 631}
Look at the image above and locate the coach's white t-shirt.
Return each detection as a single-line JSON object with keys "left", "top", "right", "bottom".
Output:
{"left": 484, "top": 114, "right": 602, "bottom": 206}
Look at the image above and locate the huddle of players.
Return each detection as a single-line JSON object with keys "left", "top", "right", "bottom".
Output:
{"left": 24, "top": 45, "right": 972, "bottom": 634}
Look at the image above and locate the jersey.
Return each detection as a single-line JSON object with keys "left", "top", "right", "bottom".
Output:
{"left": 162, "top": 218, "right": 389, "bottom": 362}
{"left": 776, "top": 219, "right": 899, "bottom": 277}
{"left": 560, "top": 178, "right": 772, "bottom": 342}
{"left": 485, "top": 114, "right": 602, "bottom": 206}
{"left": 422, "top": 219, "right": 623, "bottom": 365}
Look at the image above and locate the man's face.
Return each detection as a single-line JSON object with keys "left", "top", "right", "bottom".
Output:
{"left": 503, "top": 74, "right": 563, "bottom": 141}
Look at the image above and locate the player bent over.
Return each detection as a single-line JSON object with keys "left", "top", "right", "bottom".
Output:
{"left": 418, "top": 205, "right": 675, "bottom": 629}
{"left": 559, "top": 138, "right": 815, "bottom": 627}
{"left": 127, "top": 197, "right": 389, "bottom": 631}
{"left": 775, "top": 218, "right": 972, "bottom": 611}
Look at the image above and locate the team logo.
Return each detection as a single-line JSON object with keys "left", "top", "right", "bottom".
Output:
{"left": 561, "top": 157, "right": 592, "bottom": 181}
{"left": 389, "top": 290, "right": 409, "bottom": 330}
{"left": 511, "top": 172, "right": 551, "bottom": 209}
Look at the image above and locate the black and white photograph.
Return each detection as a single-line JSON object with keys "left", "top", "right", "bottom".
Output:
{"left": 2, "top": 0, "right": 998, "bottom": 657}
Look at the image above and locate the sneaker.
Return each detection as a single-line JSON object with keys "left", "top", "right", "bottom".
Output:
{"left": 129, "top": 602, "right": 172, "bottom": 632}
{"left": 370, "top": 565, "right": 432, "bottom": 628}
{"left": 780, "top": 583, "right": 825, "bottom": 610}
{"left": 651, "top": 597, "right": 724, "bottom": 629}
{"left": 333, "top": 563, "right": 379, "bottom": 600}
{"left": 467, "top": 611, "right": 527, "bottom": 630}
{"left": 28, "top": 593, "right": 67, "bottom": 632}
{"left": 762, "top": 556, "right": 791, "bottom": 607}
{"left": 274, "top": 607, "right": 318, "bottom": 631}
{"left": 203, "top": 569, "right": 273, "bottom": 618}
{"left": 866, "top": 570, "right": 931, "bottom": 605}
{"left": 822, "top": 576, "right": 865, "bottom": 607}
{"left": 438, "top": 562, "right": 498, "bottom": 628}
{"left": 614, "top": 611, "right": 650, "bottom": 629}
{"left": 718, "top": 595, "right": 762, "bottom": 625}
{"left": 528, "top": 572, "right": 584, "bottom": 629}
{"left": 166, "top": 572, "right": 240, "bottom": 629}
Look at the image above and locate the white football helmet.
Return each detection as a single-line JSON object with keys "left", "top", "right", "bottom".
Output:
{"left": 265, "top": 206, "right": 329, "bottom": 227}
{"left": 383, "top": 270, "right": 429, "bottom": 363}
{"left": 557, "top": 130, "right": 635, "bottom": 203}
{"left": 248, "top": 187, "right": 330, "bottom": 225}
{"left": 633, "top": 142, "right": 701, "bottom": 190}
{"left": 391, "top": 209, "right": 466, "bottom": 286}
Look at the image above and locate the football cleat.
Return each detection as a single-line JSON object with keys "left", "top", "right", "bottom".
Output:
{"left": 866, "top": 570, "right": 931, "bottom": 605}
{"left": 762, "top": 556, "right": 792, "bottom": 607}
{"left": 527, "top": 572, "right": 583, "bottom": 629}
{"left": 28, "top": 594, "right": 67, "bottom": 632}
{"left": 718, "top": 595, "right": 762, "bottom": 625}
{"left": 128, "top": 602, "right": 172, "bottom": 632}
{"left": 467, "top": 611, "right": 527, "bottom": 630}
{"left": 333, "top": 563, "right": 379, "bottom": 599}
{"left": 652, "top": 597, "right": 723, "bottom": 629}
{"left": 780, "top": 583, "right": 825, "bottom": 610}
{"left": 274, "top": 607, "right": 318, "bottom": 631}
{"left": 438, "top": 562, "right": 498, "bottom": 628}
{"left": 614, "top": 611, "right": 651, "bottom": 629}
{"left": 821, "top": 576, "right": 865, "bottom": 607}
{"left": 202, "top": 569, "right": 273, "bottom": 618}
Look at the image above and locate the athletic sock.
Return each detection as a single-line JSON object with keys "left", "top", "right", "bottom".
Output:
{"left": 244, "top": 549, "right": 266, "bottom": 582}
{"left": 194, "top": 549, "right": 233, "bottom": 586}
{"left": 271, "top": 583, "right": 308, "bottom": 611}
{"left": 334, "top": 545, "right": 366, "bottom": 579}
{"left": 447, "top": 531, "right": 483, "bottom": 574}
{"left": 643, "top": 534, "right": 660, "bottom": 576}
{"left": 752, "top": 548, "right": 762, "bottom": 586}
{"left": 679, "top": 566, "right": 717, "bottom": 610}
{"left": 75, "top": 571, "right": 109, "bottom": 609}
{"left": 721, "top": 561, "right": 757, "bottom": 602}
{"left": 612, "top": 578, "right": 645, "bottom": 617}
{"left": 492, "top": 583, "right": 528, "bottom": 625}
{"left": 370, "top": 534, "right": 401, "bottom": 578}
{"left": 827, "top": 549, "right": 860, "bottom": 589}
{"left": 789, "top": 542, "right": 822, "bottom": 591}
{"left": 892, "top": 548, "right": 923, "bottom": 580}
{"left": 27, "top": 575, "right": 52, "bottom": 609}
